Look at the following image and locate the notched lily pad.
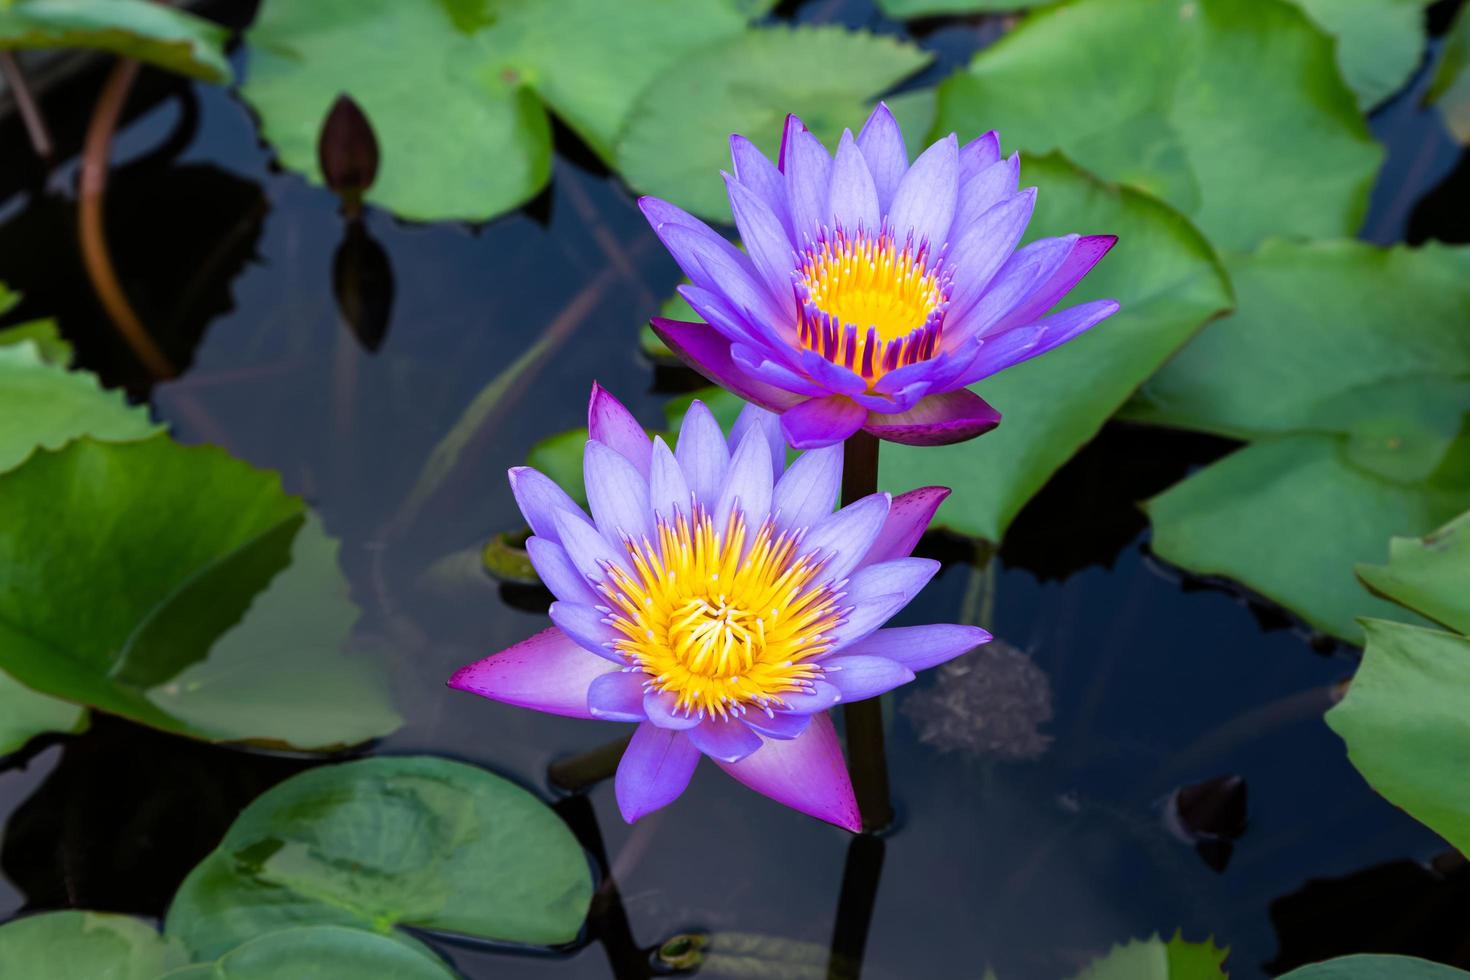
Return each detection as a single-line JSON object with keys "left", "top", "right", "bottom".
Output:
{"left": 0, "top": 0, "right": 232, "bottom": 82}
{"left": 159, "top": 925, "right": 457, "bottom": 979}
{"left": 1069, "top": 932, "right": 1229, "bottom": 979}
{"left": 0, "top": 910, "right": 186, "bottom": 979}
{"left": 1357, "top": 509, "right": 1470, "bottom": 638}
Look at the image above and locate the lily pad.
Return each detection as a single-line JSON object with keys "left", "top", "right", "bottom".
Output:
{"left": 1428, "top": 3, "right": 1470, "bottom": 143}
{"left": 1326, "top": 621, "right": 1470, "bottom": 863}
{"left": 1357, "top": 510, "right": 1470, "bottom": 635}
{"left": 1290, "top": 0, "right": 1431, "bottom": 109}
{"left": 615, "top": 24, "right": 933, "bottom": 222}
{"left": 0, "top": 911, "right": 185, "bottom": 979}
{"left": 1280, "top": 955, "right": 1470, "bottom": 979}
{"left": 0, "top": 318, "right": 71, "bottom": 365}
{"left": 159, "top": 926, "right": 456, "bottom": 980}
{"left": 935, "top": 0, "right": 1381, "bottom": 250}
{"left": 0, "top": 670, "right": 86, "bottom": 757}
{"left": 0, "top": 0, "right": 231, "bottom": 82}
{"left": 0, "top": 434, "right": 399, "bottom": 749}
{"left": 165, "top": 756, "right": 593, "bottom": 959}
{"left": 876, "top": 0, "right": 1043, "bottom": 15}
{"left": 1070, "top": 933, "right": 1229, "bottom": 979}
{"left": 878, "top": 153, "right": 1232, "bottom": 542}
{"left": 1145, "top": 434, "right": 1469, "bottom": 643}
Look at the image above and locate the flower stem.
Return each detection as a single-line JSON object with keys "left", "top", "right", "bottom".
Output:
{"left": 840, "top": 431, "right": 894, "bottom": 834}
{"left": 0, "top": 52, "right": 53, "bottom": 162}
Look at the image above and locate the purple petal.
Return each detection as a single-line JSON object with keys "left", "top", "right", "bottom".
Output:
{"left": 958, "top": 130, "right": 1001, "bottom": 185}
{"left": 725, "top": 173, "right": 799, "bottom": 317}
{"left": 449, "top": 627, "right": 614, "bottom": 719}
{"left": 1007, "top": 298, "right": 1120, "bottom": 361}
{"left": 777, "top": 112, "right": 803, "bottom": 172}
{"left": 715, "top": 714, "right": 860, "bottom": 831}
{"left": 651, "top": 318, "right": 803, "bottom": 412}
{"left": 953, "top": 327, "right": 1043, "bottom": 385}
{"left": 828, "top": 130, "right": 880, "bottom": 232}
{"left": 660, "top": 224, "right": 786, "bottom": 328}
{"left": 795, "top": 349, "right": 869, "bottom": 396}
{"left": 525, "top": 536, "right": 600, "bottom": 605}
{"left": 730, "top": 133, "right": 793, "bottom": 241}
{"left": 801, "top": 492, "right": 891, "bottom": 585}
{"left": 677, "top": 283, "right": 780, "bottom": 351}
{"left": 829, "top": 558, "right": 942, "bottom": 649}
{"left": 552, "top": 508, "right": 631, "bottom": 583}
{"left": 674, "top": 398, "right": 731, "bottom": 507}
{"left": 839, "top": 623, "right": 991, "bottom": 671}
{"left": 886, "top": 134, "right": 958, "bottom": 248}
{"left": 645, "top": 689, "right": 702, "bottom": 731}
{"left": 851, "top": 380, "right": 931, "bottom": 414}
{"left": 587, "top": 383, "right": 652, "bottom": 479}
{"left": 714, "top": 424, "right": 775, "bottom": 532}
{"left": 588, "top": 671, "right": 649, "bottom": 722}
{"left": 777, "top": 679, "right": 843, "bottom": 714}
{"left": 945, "top": 189, "right": 1037, "bottom": 338}
{"left": 863, "top": 486, "right": 949, "bottom": 566}
{"left": 639, "top": 196, "right": 755, "bottom": 283}
{"left": 616, "top": 722, "right": 700, "bottom": 823}
{"left": 687, "top": 715, "right": 764, "bottom": 763}
{"left": 823, "top": 655, "right": 915, "bottom": 701}
{"left": 785, "top": 125, "right": 833, "bottom": 247}
{"left": 863, "top": 389, "right": 1001, "bottom": 447}
{"left": 857, "top": 102, "right": 908, "bottom": 214}
{"left": 728, "top": 401, "right": 788, "bottom": 479}
{"left": 779, "top": 395, "right": 867, "bottom": 449}
{"left": 985, "top": 235, "right": 1117, "bottom": 336}
{"left": 731, "top": 344, "right": 831, "bottom": 396}
{"left": 584, "top": 440, "right": 653, "bottom": 546}
{"left": 952, "top": 153, "right": 1020, "bottom": 238}
{"left": 508, "top": 466, "right": 585, "bottom": 544}
{"left": 648, "top": 435, "right": 691, "bottom": 523}
{"left": 549, "top": 601, "right": 621, "bottom": 662}
{"left": 772, "top": 443, "right": 843, "bottom": 533}
{"left": 745, "top": 710, "right": 812, "bottom": 740}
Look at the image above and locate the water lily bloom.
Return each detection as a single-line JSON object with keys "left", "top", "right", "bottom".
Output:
{"left": 450, "top": 384, "right": 991, "bottom": 830}
{"left": 640, "top": 104, "right": 1120, "bottom": 449}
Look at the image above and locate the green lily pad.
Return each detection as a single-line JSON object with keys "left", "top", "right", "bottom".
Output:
{"left": 1280, "top": 955, "right": 1470, "bottom": 979}
{"left": 615, "top": 24, "right": 933, "bottom": 222}
{"left": 0, "top": 318, "right": 71, "bottom": 365}
{"left": 879, "top": 153, "right": 1232, "bottom": 542}
{"left": 165, "top": 756, "right": 593, "bottom": 960}
{"left": 1070, "top": 933, "right": 1229, "bottom": 979}
{"left": 0, "top": 669, "right": 86, "bottom": 757}
{"left": 1429, "top": 3, "right": 1470, "bottom": 143}
{"left": 1327, "top": 621, "right": 1470, "bottom": 861}
{"left": 1145, "top": 434, "right": 1469, "bottom": 643}
{"left": 0, "top": 911, "right": 186, "bottom": 979}
{"left": 1357, "top": 510, "right": 1470, "bottom": 637}
{"left": 159, "top": 925, "right": 456, "bottom": 980}
{"left": 0, "top": 0, "right": 231, "bottom": 82}
{"left": 0, "top": 434, "right": 399, "bottom": 749}
{"left": 1126, "top": 241, "right": 1470, "bottom": 441}
{"left": 876, "top": 0, "right": 1043, "bottom": 15}
{"left": 935, "top": 0, "right": 1381, "bottom": 250}
{"left": 1290, "top": 0, "right": 1431, "bottom": 109}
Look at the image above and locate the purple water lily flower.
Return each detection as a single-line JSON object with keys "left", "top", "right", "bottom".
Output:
{"left": 450, "top": 384, "right": 991, "bottom": 830}
{"left": 640, "top": 104, "right": 1120, "bottom": 449}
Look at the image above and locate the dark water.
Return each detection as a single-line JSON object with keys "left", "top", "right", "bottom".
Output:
{"left": 3, "top": 3, "right": 1470, "bottom": 977}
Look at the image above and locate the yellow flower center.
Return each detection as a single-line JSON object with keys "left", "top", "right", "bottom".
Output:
{"left": 795, "top": 229, "right": 949, "bottom": 382}
{"left": 601, "top": 510, "right": 841, "bottom": 719}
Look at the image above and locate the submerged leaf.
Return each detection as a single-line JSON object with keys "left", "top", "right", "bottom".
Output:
{"left": 1279, "top": 955, "right": 1470, "bottom": 979}
{"left": 165, "top": 756, "right": 593, "bottom": 958}
{"left": 0, "top": 0, "right": 231, "bottom": 82}
{"left": 0, "top": 911, "right": 185, "bottom": 979}
{"left": 159, "top": 925, "right": 456, "bottom": 979}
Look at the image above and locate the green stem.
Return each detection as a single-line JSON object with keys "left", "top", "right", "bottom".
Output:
{"left": 840, "top": 431, "right": 894, "bottom": 834}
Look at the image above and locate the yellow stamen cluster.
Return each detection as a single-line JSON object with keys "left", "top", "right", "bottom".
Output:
{"left": 799, "top": 233, "right": 945, "bottom": 344}
{"left": 602, "top": 510, "right": 841, "bottom": 719}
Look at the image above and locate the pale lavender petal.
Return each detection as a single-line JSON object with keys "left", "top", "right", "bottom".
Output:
{"left": 676, "top": 283, "right": 770, "bottom": 350}
{"left": 587, "top": 671, "right": 649, "bottom": 722}
{"left": 449, "top": 627, "right": 614, "bottom": 719}
{"left": 651, "top": 318, "right": 803, "bottom": 412}
{"left": 952, "top": 153, "right": 1020, "bottom": 236}
{"left": 776, "top": 679, "right": 843, "bottom": 714}
{"left": 795, "top": 349, "right": 868, "bottom": 396}
{"left": 731, "top": 344, "right": 831, "bottom": 397}
{"left": 828, "top": 558, "right": 941, "bottom": 649}
{"left": 661, "top": 224, "right": 786, "bottom": 327}
{"left": 944, "top": 189, "right": 1037, "bottom": 341}
{"left": 584, "top": 440, "right": 653, "bottom": 546}
{"left": 648, "top": 435, "right": 691, "bottom": 523}
{"left": 508, "top": 466, "right": 585, "bottom": 544}
{"left": 587, "top": 383, "right": 652, "bottom": 478}
{"left": 552, "top": 508, "right": 632, "bottom": 583}
{"left": 839, "top": 623, "right": 992, "bottom": 671}
{"left": 616, "top": 722, "right": 700, "bottom": 823}
{"left": 823, "top": 655, "right": 915, "bottom": 701}
{"left": 745, "top": 710, "right": 812, "bottom": 740}
{"left": 525, "top": 536, "right": 600, "bottom": 605}
{"left": 983, "top": 235, "right": 1117, "bottom": 337}
{"left": 953, "top": 326, "right": 1043, "bottom": 385}
{"left": 801, "top": 492, "right": 891, "bottom": 586}
{"left": 957, "top": 130, "right": 1001, "bottom": 185}
{"left": 687, "top": 715, "right": 764, "bottom": 763}
{"left": 857, "top": 102, "right": 908, "bottom": 214}
{"left": 862, "top": 486, "right": 950, "bottom": 565}
{"left": 639, "top": 196, "right": 754, "bottom": 283}
{"left": 724, "top": 173, "right": 798, "bottom": 318}
{"left": 714, "top": 424, "right": 774, "bottom": 532}
{"left": 863, "top": 389, "right": 1001, "bottom": 447}
{"left": 715, "top": 714, "right": 860, "bottom": 831}
{"left": 779, "top": 394, "right": 867, "bottom": 450}
{"left": 644, "top": 689, "right": 701, "bottom": 730}
{"left": 886, "top": 134, "right": 958, "bottom": 247}
{"left": 549, "top": 601, "right": 621, "bottom": 662}
{"left": 771, "top": 443, "right": 842, "bottom": 532}
{"left": 785, "top": 126, "right": 833, "bottom": 246}
{"left": 674, "top": 398, "right": 731, "bottom": 507}
{"left": 851, "top": 380, "right": 930, "bottom": 414}
{"left": 730, "top": 133, "right": 793, "bottom": 241}
{"left": 827, "top": 130, "right": 880, "bottom": 232}
{"left": 728, "top": 401, "right": 788, "bottom": 478}
{"left": 960, "top": 301, "right": 1119, "bottom": 387}
{"left": 1021, "top": 299, "right": 1119, "bottom": 359}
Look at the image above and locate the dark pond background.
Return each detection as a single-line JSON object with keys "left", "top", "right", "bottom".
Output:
{"left": 3, "top": 1, "right": 1470, "bottom": 977}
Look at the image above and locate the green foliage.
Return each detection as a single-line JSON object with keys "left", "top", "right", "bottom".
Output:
{"left": 1358, "top": 511, "right": 1470, "bottom": 635}
{"left": 1428, "top": 3, "right": 1470, "bottom": 143}
{"left": 165, "top": 756, "right": 593, "bottom": 959}
{"left": 936, "top": 0, "right": 1381, "bottom": 251}
{"left": 1070, "top": 932, "right": 1230, "bottom": 979}
{"left": 159, "top": 925, "right": 458, "bottom": 979}
{"left": 0, "top": 911, "right": 186, "bottom": 979}
{"left": 877, "top": 0, "right": 1044, "bottom": 15}
{"left": 0, "top": 0, "right": 231, "bottom": 81}
{"left": 0, "top": 669, "right": 85, "bottom": 756}
{"left": 0, "top": 318, "right": 71, "bottom": 365}
{"left": 616, "top": 24, "right": 934, "bottom": 222}
{"left": 1279, "top": 955, "right": 1470, "bottom": 979}
{"left": 1289, "top": 0, "right": 1431, "bottom": 109}
{"left": 527, "top": 427, "right": 590, "bottom": 507}
{"left": 878, "top": 153, "right": 1231, "bottom": 541}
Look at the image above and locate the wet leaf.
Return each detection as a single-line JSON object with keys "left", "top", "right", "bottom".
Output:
{"left": 616, "top": 25, "right": 933, "bottom": 222}
{"left": 878, "top": 154, "right": 1232, "bottom": 542}
{"left": 936, "top": 0, "right": 1381, "bottom": 250}
{"left": 1145, "top": 434, "right": 1469, "bottom": 643}
{"left": 0, "top": 911, "right": 185, "bottom": 979}
{"left": 0, "top": 0, "right": 231, "bottom": 82}
{"left": 1357, "top": 510, "right": 1470, "bottom": 635}
{"left": 1070, "top": 932, "right": 1229, "bottom": 979}
{"left": 1280, "top": 956, "right": 1470, "bottom": 979}
{"left": 159, "top": 925, "right": 456, "bottom": 979}
{"left": 1326, "top": 620, "right": 1470, "bottom": 859}
{"left": 165, "top": 756, "right": 592, "bottom": 959}
{"left": 1428, "top": 4, "right": 1470, "bottom": 143}
{"left": 1290, "top": 0, "right": 1431, "bottom": 110}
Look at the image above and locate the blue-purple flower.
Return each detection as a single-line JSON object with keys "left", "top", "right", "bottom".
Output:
{"left": 450, "top": 384, "right": 991, "bottom": 830}
{"left": 640, "top": 104, "right": 1120, "bottom": 449}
